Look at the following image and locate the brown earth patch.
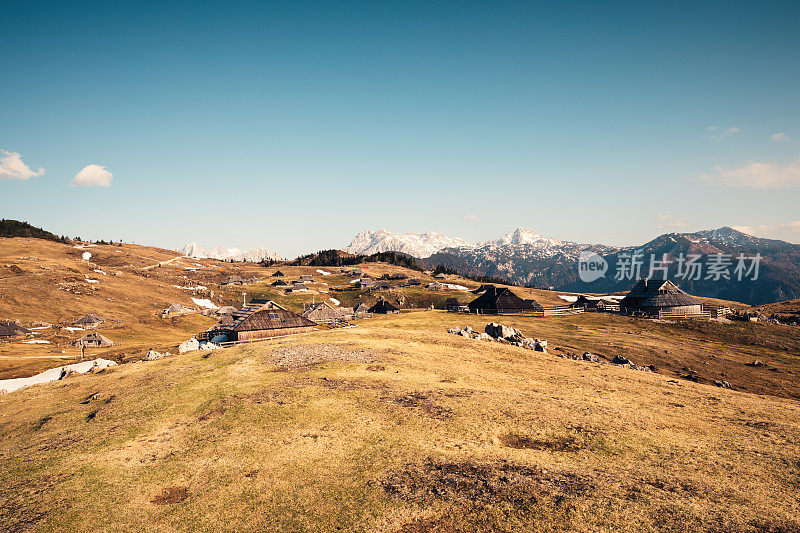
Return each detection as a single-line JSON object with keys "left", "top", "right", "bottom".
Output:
{"left": 384, "top": 392, "right": 454, "bottom": 420}
{"left": 498, "top": 433, "right": 581, "bottom": 452}
{"left": 366, "top": 364, "right": 386, "bottom": 372}
{"left": 382, "top": 459, "right": 592, "bottom": 507}
{"left": 150, "top": 486, "right": 188, "bottom": 505}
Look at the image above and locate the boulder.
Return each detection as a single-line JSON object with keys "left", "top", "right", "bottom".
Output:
{"left": 533, "top": 342, "right": 547, "bottom": 352}
{"left": 147, "top": 350, "right": 164, "bottom": 361}
{"left": 178, "top": 337, "right": 200, "bottom": 353}
{"left": 582, "top": 352, "right": 599, "bottom": 362}
{"left": 475, "top": 333, "right": 492, "bottom": 341}
{"left": 485, "top": 322, "right": 520, "bottom": 340}
{"left": 713, "top": 380, "right": 732, "bottom": 389}
{"left": 611, "top": 355, "right": 631, "bottom": 366}
{"left": 199, "top": 342, "right": 219, "bottom": 350}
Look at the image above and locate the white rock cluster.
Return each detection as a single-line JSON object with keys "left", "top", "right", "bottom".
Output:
{"left": 447, "top": 322, "right": 548, "bottom": 352}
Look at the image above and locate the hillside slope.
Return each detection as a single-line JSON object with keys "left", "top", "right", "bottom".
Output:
{"left": 1, "top": 313, "right": 798, "bottom": 531}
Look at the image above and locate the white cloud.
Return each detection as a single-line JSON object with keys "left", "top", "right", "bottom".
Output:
{"left": 463, "top": 213, "right": 478, "bottom": 222}
{"left": 70, "top": 164, "right": 114, "bottom": 187}
{"left": 770, "top": 132, "right": 792, "bottom": 143}
{"left": 0, "top": 150, "right": 45, "bottom": 181}
{"left": 733, "top": 221, "right": 800, "bottom": 244}
{"left": 707, "top": 125, "right": 740, "bottom": 140}
{"left": 702, "top": 159, "right": 800, "bottom": 188}
{"left": 656, "top": 214, "right": 689, "bottom": 230}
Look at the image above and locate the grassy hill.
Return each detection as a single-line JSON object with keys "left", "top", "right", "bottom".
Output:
{"left": 1, "top": 312, "right": 798, "bottom": 531}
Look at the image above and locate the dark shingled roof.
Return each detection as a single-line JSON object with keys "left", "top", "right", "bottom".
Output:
{"left": 73, "top": 314, "right": 105, "bottom": 326}
{"left": 0, "top": 321, "right": 31, "bottom": 337}
{"left": 620, "top": 279, "right": 701, "bottom": 309}
{"left": 467, "top": 285, "right": 543, "bottom": 313}
{"left": 233, "top": 308, "right": 316, "bottom": 332}
{"left": 369, "top": 299, "right": 399, "bottom": 314}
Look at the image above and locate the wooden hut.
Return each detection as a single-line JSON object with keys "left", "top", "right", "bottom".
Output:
{"left": 0, "top": 321, "right": 31, "bottom": 339}
{"left": 74, "top": 332, "right": 114, "bottom": 347}
{"left": 443, "top": 297, "right": 462, "bottom": 311}
{"left": 369, "top": 299, "right": 400, "bottom": 314}
{"left": 467, "top": 285, "right": 543, "bottom": 315}
{"left": 216, "top": 307, "right": 317, "bottom": 342}
{"left": 160, "top": 303, "right": 195, "bottom": 318}
{"left": 271, "top": 270, "right": 285, "bottom": 277}
{"left": 299, "top": 274, "right": 314, "bottom": 282}
{"left": 355, "top": 278, "right": 375, "bottom": 289}
{"left": 620, "top": 279, "right": 702, "bottom": 317}
{"left": 290, "top": 282, "right": 309, "bottom": 292}
{"left": 72, "top": 314, "right": 105, "bottom": 329}
{"left": 354, "top": 302, "right": 371, "bottom": 317}
{"left": 221, "top": 275, "right": 246, "bottom": 286}
{"left": 302, "top": 302, "right": 353, "bottom": 324}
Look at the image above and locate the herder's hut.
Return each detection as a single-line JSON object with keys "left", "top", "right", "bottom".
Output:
{"left": 74, "top": 332, "right": 113, "bottom": 347}
{"left": 302, "top": 302, "right": 353, "bottom": 324}
{"left": 160, "top": 303, "right": 195, "bottom": 318}
{"left": 620, "top": 278, "right": 702, "bottom": 317}
{"left": 290, "top": 282, "right": 309, "bottom": 292}
{"left": 72, "top": 314, "right": 105, "bottom": 329}
{"left": 369, "top": 299, "right": 400, "bottom": 314}
{"left": 271, "top": 271, "right": 285, "bottom": 277}
{"left": 299, "top": 274, "right": 314, "bottom": 282}
{"left": 354, "top": 302, "right": 371, "bottom": 317}
{"left": 355, "top": 278, "right": 375, "bottom": 289}
{"left": 221, "top": 275, "right": 246, "bottom": 286}
{"left": 212, "top": 304, "right": 317, "bottom": 342}
{"left": 443, "top": 297, "right": 464, "bottom": 311}
{"left": 0, "top": 321, "right": 31, "bottom": 339}
{"left": 467, "top": 285, "right": 543, "bottom": 315}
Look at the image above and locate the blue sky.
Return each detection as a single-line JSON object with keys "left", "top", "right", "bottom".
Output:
{"left": 2, "top": 0, "right": 799, "bottom": 256}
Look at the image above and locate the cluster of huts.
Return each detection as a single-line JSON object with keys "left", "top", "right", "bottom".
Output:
{"left": 444, "top": 279, "right": 706, "bottom": 318}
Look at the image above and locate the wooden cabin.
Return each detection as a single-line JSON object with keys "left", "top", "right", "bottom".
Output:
{"left": 620, "top": 278, "right": 702, "bottom": 317}
{"left": 302, "top": 302, "right": 354, "bottom": 324}
{"left": 355, "top": 278, "right": 375, "bottom": 289}
{"left": 72, "top": 314, "right": 105, "bottom": 329}
{"left": 221, "top": 275, "right": 246, "bottom": 286}
{"left": 0, "top": 321, "right": 31, "bottom": 339}
{"left": 271, "top": 270, "right": 285, "bottom": 277}
{"left": 210, "top": 299, "right": 316, "bottom": 342}
{"left": 74, "top": 332, "right": 114, "bottom": 347}
{"left": 369, "top": 299, "right": 400, "bottom": 314}
{"left": 467, "top": 285, "right": 543, "bottom": 315}
{"left": 160, "top": 303, "right": 195, "bottom": 318}
{"left": 354, "top": 303, "right": 371, "bottom": 317}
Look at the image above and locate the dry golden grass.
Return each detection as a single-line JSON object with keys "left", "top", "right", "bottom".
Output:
{"left": 1, "top": 311, "right": 799, "bottom": 531}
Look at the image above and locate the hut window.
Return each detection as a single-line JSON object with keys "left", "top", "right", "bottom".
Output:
{"left": 269, "top": 313, "right": 279, "bottom": 319}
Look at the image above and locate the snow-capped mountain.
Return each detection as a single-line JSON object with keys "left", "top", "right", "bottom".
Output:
{"left": 429, "top": 228, "right": 620, "bottom": 286}
{"left": 344, "top": 229, "right": 473, "bottom": 258}
{"left": 179, "top": 242, "right": 279, "bottom": 262}
{"left": 488, "top": 227, "right": 564, "bottom": 248}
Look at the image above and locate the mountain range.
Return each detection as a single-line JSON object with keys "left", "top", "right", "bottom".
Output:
{"left": 179, "top": 242, "right": 279, "bottom": 263}
{"left": 344, "top": 227, "right": 800, "bottom": 305}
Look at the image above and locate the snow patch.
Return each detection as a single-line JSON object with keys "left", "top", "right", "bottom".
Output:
{"left": 316, "top": 269, "right": 332, "bottom": 276}
{"left": 191, "top": 297, "right": 219, "bottom": 309}
{"left": 0, "top": 359, "right": 117, "bottom": 394}
{"left": 329, "top": 298, "right": 340, "bottom": 306}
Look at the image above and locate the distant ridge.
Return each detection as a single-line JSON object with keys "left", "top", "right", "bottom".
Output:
{"left": 179, "top": 242, "right": 280, "bottom": 263}
{"left": 0, "top": 219, "right": 68, "bottom": 244}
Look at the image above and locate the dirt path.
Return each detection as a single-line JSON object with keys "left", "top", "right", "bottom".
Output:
{"left": 142, "top": 256, "right": 181, "bottom": 271}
